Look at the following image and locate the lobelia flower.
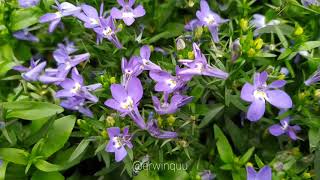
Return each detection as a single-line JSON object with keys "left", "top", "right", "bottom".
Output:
{"left": 196, "top": 0, "right": 228, "bottom": 42}
{"left": 185, "top": 19, "right": 202, "bottom": 31}
{"left": 152, "top": 94, "right": 192, "bottom": 115}
{"left": 104, "top": 77, "right": 146, "bottom": 129}
{"left": 121, "top": 56, "right": 143, "bottom": 86}
{"left": 18, "top": 0, "right": 40, "bottom": 8}
{"left": 53, "top": 50, "right": 90, "bottom": 79}
{"left": 13, "top": 59, "right": 46, "bottom": 82}
{"left": 305, "top": 67, "right": 320, "bottom": 86}
{"left": 240, "top": 71, "right": 292, "bottom": 121}
{"left": 93, "top": 16, "right": 122, "bottom": 48}
{"left": 13, "top": 29, "right": 39, "bottom": 42}
{"left": 39, "top": 0, "right": 81, "bottom": 33}
{"left": 57, "top": 39, "right": 78, "bottom": 54}
{"left": 56, "top": 68, "right": 101, "bottom": 103}
{"left": 301, "top": 0, "right": 320, "bottom": 6}
{"left": 269, "top": 111, "right": 301, "bottom": 140}
{"left": 146, "top": 112, "right": 178, "bottom": 139}
{"left": 106, "top": 127, "right": 133, "bottom": 162}
{"left": 137, "top": 45, "right": 162, "bottom": 71}
{"left": 149, "top": 70, "right": 185, "bottom": 94}
{"left": 60, "top": 96, "right": 94, "bottom": 117}
{"left": 200, "top": 170, "right": 216, "bottom": 180}
{"left": 178, "top": 43, "right": 229, "bottom": 79}
{"left": 250, "top": 14, "right": 280, "bottom": 36}
{"left": 246, "top": 165, "right": 272, "bottom": 180}
{"left": 110, "top": 0, "right": 146, "bottom": 26}
{"left": 76, "top": 4, "right": 102, "bottom": 29}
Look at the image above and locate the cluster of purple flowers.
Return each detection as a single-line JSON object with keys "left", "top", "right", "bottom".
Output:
{"left": 14, "top": 40, "right": 101, "bottom": 117}
{"left": 38, "top": 0, "right": 145, "bottom": 48}
{"left": 104, "top": 42, "right": 229, "bottom": 161}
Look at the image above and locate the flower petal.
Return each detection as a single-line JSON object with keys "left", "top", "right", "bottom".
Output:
{"left": 268, "top": 80, "right": 286, "bottom": 88}
{"left": 268, "top": 124, "right": 285, "bottom": 136}
{"left": 247, "top": 98, "right": 265, "bottom": 121}
{"left": 241, "top": 83, "right": 255, "bottom": 102}
{"left": 110, "top": 84, "right": 127, "bottom": 102}
{"left": 115, "top": 146, "right": 127, "bottom": 162}
{"left": 127, "top": 77, "right": 143, "bottom": 103}
{"left": 266, "top": 90, "right": 292, "bottom": 109}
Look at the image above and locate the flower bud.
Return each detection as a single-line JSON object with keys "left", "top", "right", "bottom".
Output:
{"left": 246, "top": 162, "right": 253, "bottom": 167}
{"left": 254, "top": 38, "right": 264, "bottom": 50}
{"left": 314, "top": 89, "right": 320, "bottom": 98}
{"left": 106, "top": 116, "right": 115, "bottom": 126}
{"left": 149, "top": 45, "right": 154, "bottom": 52}
{"left": 176, "top": 38, "right": 186, "bottom": 51}
{"left": 167, "top": 115, "right": 176, "bottom": 126}
{"left": 302, "top": 172, "right": 312, "bottom": 179}
{"left": 188, "top": 51, "right": 195, "bottom": 60}
{"left": 109, "top": 77, "right": 116, "bottom": 84}
{"left": 157, "top": 116, "right": 163, "bottom": 127}
{"left": 188, "top": 0, "right": 195, "bottom": 7}
{"left": 240, "top": 18, "right": 249, "bottom": 32}
{"left": 101, "top": 130, "right": 108, "bottom": 138}
{"left": 294, "top": 25, "right": 303, "bottom": 36}
{"left": 247, "top": 48, "right": 256, "bottom": 57}
{"left": 195, "top": 26, "right": 203, "bottom": 39}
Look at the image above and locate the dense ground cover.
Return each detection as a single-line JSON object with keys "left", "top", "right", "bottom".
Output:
{"left": 1, "top": 0, "right": 320, "bottom": 179}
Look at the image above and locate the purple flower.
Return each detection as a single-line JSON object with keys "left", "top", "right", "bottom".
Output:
{"left": 121, "top": 56, "right": 143, "bottom": 86}
{"left": 13, "top": 59, "right": 46, "bottom": 81}
{"left": 53, "top": 48, "right": 90, "bottom": 79}
{"left": 246, "top": 166, "right": 272, "bottom": 180}
{"left": 250, "top": 14, "right": 280, "bottom": 36}
{"left": 13, "top": 29, "right": 39, "bottom": 42}
{"left": 301, "top": 0, "right": 320, "bottom": 6}
{"left": 18, "top": 0, "right": 40, "bottom": 8}
{"left": 76, "top": 4, "right": 101, "bottom": 29}
{"left": 240, "top": 71, "right": 292, "bottom": 121}
{"left": 149, "top": 70, "right": 185, "bottom": 94}
{"left": 60, "top": 97, "right": 94, "bottom": 117}
{"left": 152, "top": 94, "right": 192, "bottom": 115}
{"left": 104, "top": 77, "right": 146, "bottom": 129}
{"left": 178, "top": 43, "right": 228, "bottom": 79}
{"left": 39, "top": 0, "right": 81, "bottom": 32}
{"left": 196, "top": 0, "right": 228, "bottom": 42}
{"left": 305, "top": 68, "right": 320, "bottom": 86}
{"left": 57, "top": 40, "right": 78, "bottom": 54}
{"left": 200, "top": 170, "right": 216, "bottom": 180}
{"left": 93, "top": 16, "right": 122, "bottom": 48}
{"left": 146, "top": 113, "right": 178, "bottom": 139}
{"left": 269, "top": 113, "right": 301, "bottom": 140}
{"left": 105, "top": 127, "right": 133, "bottom": 162}
{"left": 56, "top": 68, "right": 101, "bottom": 103}
{"left": 185, "top": 19, "right": 202, "bottom": 31}
{"left": 110, "top": 0, "right": 146, "bottom": 26}
{"left": 137, "top": 45, "right": 162, "bottom": 71}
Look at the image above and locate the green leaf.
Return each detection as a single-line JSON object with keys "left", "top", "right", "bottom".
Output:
{"left": 199, "top": 104, "right": 224, "bottom": 128}
{"left": 10, "top": 7, "right": 42, "bottom": 31}
{"left": 254, "top": 154, "right": 265, "bottom": 168}
{"left": 1, "top": 101, "right": 64, "bottom": 120}
{"left": 68, "top": 139, "right": 90, "bottom": 162}
{"left": 298, "top": 41, "right": 320, "bottom": 51}
{"left": 315, "top": 149, "right": 320, "bottom": 180}
{"left": 214, "top": 125, "right": 234, "bottom": 163}
{"left": 133, "top": 170, "right": 160, "bottom": 180}
{"left": 34, "top": 160, "right": 64, "bottom": 172}
{"left": 0, "top": 148, "right": 29, "bottom": 165}
{"left": 239, "top": 147, "right": 255, "bottom": 165}
{"left": 38, "top": 115, "right": 76, "bottom": 157}
{"left": 31, "top": 170, "right": 64, "bottom": 180}
{"left": 0, "top": 161, "right": 8, "bottom": 180}
{"left": 308, "top": 128, "right": 320, "bottom": 152}
{"left": 278, "top": 48, "right": 292, "bottom": 60}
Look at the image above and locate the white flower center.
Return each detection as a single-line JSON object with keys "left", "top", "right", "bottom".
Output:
{"left": 71, "top": 82, "right": 81, "bottom": 93}
{"left": 122, "top": 12, "right": 134, "bottom": 18}
{"left": 55, "top": 11, "right": 63, "bottom": 18}
{"left": 166, "top": 79, "right": 177, "bottom": 89}
{"left": 120, "top": 96, "right": 134, "bottom": 110}
{"left": 103, "top": 27, "right": 113, "bottom": 36}
{"left": 194, "top": 63, "right": 204, "bottom": 72}
{"left": 112, "top": 136, "right": 123, "bottom": 149}
{"left": 253, "top": 90, "right": 267, "bottom": 99}
{"left": 281, "top": 121, "right": 289, "bottom": 130}
{"left": 89, "top": 18, "right": 99, "bottom": 25}
{"left": 65, "top": 61, "right": 72, "bottom": 70}
{"left": 204, "top": 15, "right": 215, "bottom": 25}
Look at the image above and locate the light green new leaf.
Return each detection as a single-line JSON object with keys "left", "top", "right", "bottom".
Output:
{"left": 10, "top": 7, "right": 42, "bottom": 31}
{"left": 214, "top": 125, "right": 234, "bottom": 164}
{"left": 0, "top": 148, "right": 29, "bottom": 165}
{"left": 239, "top": 147, "right": 255, "bottom": 165}
{"left": 68, "top": 139, "right": 90, "bottom": 162}
{"left": 39, "top": 115, "right": 76, "bottom": 157}
{"left": 1, "top": 101, "right": 64, "bottom": 120}
{"left": 34, "top": 160, "right": 64, "bottom": 172}
{"left": 298, "top": 41, "right": 320, "bottom": 51}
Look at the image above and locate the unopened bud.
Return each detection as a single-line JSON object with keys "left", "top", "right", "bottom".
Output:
{"left": 106, "top": 116, "right": 115, "bottom": 126}
{"left": 187, "top": 51, "right": 195, "bottom": 60}
{"left": 176, "top": 38, "right": 186, "bottom": 51}
{"left": 240, "top": 18, "right": 249, "bottom": 32}
{"left": 195, "top": 26, "right": 203, "bottom": 39}
{"left": 294, "top": 25, "right": 303, "bottom": 36}
{"left": 167, "top": 115, "right": 176, "bottom": 126}
{"left": 247, "top": 48, "right": 256, "bottom": 57}
{"left": 109, "top": 77, "right": 116, "bottom": 84}
{"left": 254, "top": 38, "right": 264, "bottom": 50}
